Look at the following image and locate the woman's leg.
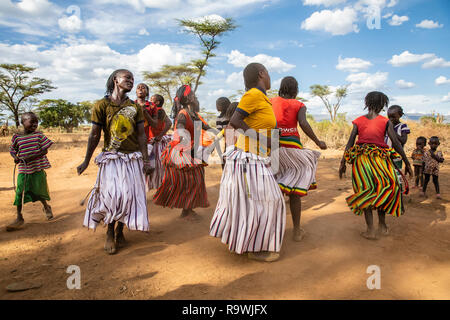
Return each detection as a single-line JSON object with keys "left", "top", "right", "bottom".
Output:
{"left": 377, "top": 209, "right": 388, "bottom": 235}
{"left": 115, "top": 221, "right": 126, "bottom": 247}
{"left": 105, "top": 221, "right": 117, "bottom": 254}
{"left": 361, "top": 209, "right": 377, "bottom": 240}
{"left": 289, "top": 194, "right": 305, "bottom": 241}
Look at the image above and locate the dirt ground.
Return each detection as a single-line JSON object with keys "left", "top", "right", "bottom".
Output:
{"left": 0, "top": 141, "right": 449, "bottom": 300}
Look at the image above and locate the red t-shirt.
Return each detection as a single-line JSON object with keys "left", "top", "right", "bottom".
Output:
{"left": 141, "top": 101, "right": 166, "bottom": 140}
{"left": 352, "top": 115, "right": 389, "bottom": 148}
{"left": 270, "top": 96, "right": 305, "bottom": 138}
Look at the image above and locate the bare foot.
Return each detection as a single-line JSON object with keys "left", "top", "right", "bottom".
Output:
{"left": 104, "top": 232, "right": 117, "bottom": 255}
{"left": 360, "top": 229, "right": 377, "bottom": 240}
{"left": 293, "top": 228, "right": 306, "bottom": 242}
{"left": 115, "top": 231, "right": 126, "bottom": 248}
{"left": 180, "top": 209, "right": 201, "bottom": 221}
{"left": 6, "top": 218, "right": 24, "bottom": 232}
{"left": 378, "top": 224, "right": 389, "bottom": 236}
{"left": 43, "top": 205, "right": 53, "bottom": 220}
{"left": 248, "top": 252, "right": 280, "bottom": 262}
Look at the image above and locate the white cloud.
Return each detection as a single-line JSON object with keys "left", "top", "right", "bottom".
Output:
{"left": 225, "top": 71, "right": 244, "bottom": 90}
{"left": 388, "top": 14, "right": 409, "bottom": 26}
{"left": 58, "top": 14, "right": 82, "bottom": 33}
{"left": 382, "top": 12, "right": 393, "bottom": 18}
{"left": 336, "top": 56, "right": 372, "bottom": 72}
{"left": 346, "top": 71, "right": 388, "bottom": 93}
{"left": 387, "top": 0, "right": 398, "bottom": 7}
{"left": 435, "top": 76, "right": 450, "bottom": 86}
{"left": 388, "top": 50, "right": 435, "bottom": 67}
{"left": 138, "top": 28, "right": 150, "bottom": 36}
{"left": 227, "top": 50, "right": 295, "bottom": 73}
{"left": 416, "top": 19, "right": 444, "bottom": 29}
{"left": 302, "top": 0, "right": 346, "bottom": 6}
{"left": 395, "top": 79, "right": 415, "bottom": 89}
{"left": 301, "top": 7, "right": 359, "bottom": 36}
{"left": 422, "top": 57, "right": 450, "bottom": 69}
{"left": 442, "top": 93, "right": 450, "bottom": 103}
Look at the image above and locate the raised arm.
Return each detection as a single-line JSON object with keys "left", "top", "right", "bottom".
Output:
{"left": 77, "top": 124, "right": 102, "bottom": 175}
{"left": 297, "top": 107, "right": 327, "bottom": 150}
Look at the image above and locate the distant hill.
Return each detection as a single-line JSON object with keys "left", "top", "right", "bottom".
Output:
{"left": 309, "top": 113, "right": 449, "bottom": 124}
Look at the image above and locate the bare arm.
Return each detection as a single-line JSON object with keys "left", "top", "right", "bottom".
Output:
{"left": 397, "top": 131, "right": 408, "bottom": 146}
{"left": 387, "top": 122, "right": 413, "bottom": 176}
{"left": 77, "top": 124, "right": 102, "bottom": 175}
{"left": 339, "top": 124, "right": 358, "bottom": 178}
{"left": 297, "top": 107, "right": 326, "bottom": 149}
{"left": 142, "top": 107, "right": 158, "bottom": 128}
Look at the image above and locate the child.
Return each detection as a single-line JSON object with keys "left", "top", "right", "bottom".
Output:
{"left": 210, "top": 63, "right": 286, "bottom": 262}
{"left": 385, "top": 105, "right": 410, "bottom": 169}
{"left": 421, "top": 136, "right": 444, "bottom": 199}
{"left": 271, "top": 76, "right": 327, "bottom": 242}
{"left": 7, "top": 112, "right": 53, "bottom": 231}
{"left": 77, "top": 69, "right": 152, "bottom": 255}
{"left": 216, "top": 97, "right": 231, "bottom": 131}
{"left": 339, "top": 92, "right": 412, "bottom": 240}
{"left": 223, "top": 102, "right": 239, "bottom": 151}
{"left": 411, "top": 136, "right": 427, "bottom": 188}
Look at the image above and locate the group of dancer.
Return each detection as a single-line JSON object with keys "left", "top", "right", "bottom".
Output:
{"left": 6, "top": 63, "right": 445, "bottom": 261}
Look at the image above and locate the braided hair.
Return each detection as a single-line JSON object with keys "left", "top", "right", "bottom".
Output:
{"left": 105, "top": 69, "right": 132, "bottom": 97}
{"left": 364, "top": 91, "right": 389, "bottom": 113}
{"left": 243, "top": 63, "right": 265, "bottom": 91}
{"left": 170, "top": 84, "right": 192, "bottom": 119}
{"left": 278, "top": 76, "right": 298, "bottom": 99}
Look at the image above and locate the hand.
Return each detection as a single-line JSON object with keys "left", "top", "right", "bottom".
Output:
{"left": 405, "top": 163, "right": 413, "bottom": 177}
{"left": 317, "top": 140, "right": 327, "bottom": 150}
{"left": 339, "top": 159, "right": 346, "bottom": 179}
{"left": 77, "top": 161, "right": 89, "bottom": 175}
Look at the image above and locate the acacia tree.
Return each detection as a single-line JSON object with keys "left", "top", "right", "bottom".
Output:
{"left": 0, "top": 64, "right": 55, "bottom": 127}
{"left": 310, "top": 84, "right": 347, "bottom": 122}
{"left": 178, "top": 16, "right": 236, "bottom": 93}
{"left": 38, "top": 99, "right": 91, "bottom": 133}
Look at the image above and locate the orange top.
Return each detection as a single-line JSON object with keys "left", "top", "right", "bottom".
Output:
{"left": 352, "top": 115, "right": 389, "bottom": 148}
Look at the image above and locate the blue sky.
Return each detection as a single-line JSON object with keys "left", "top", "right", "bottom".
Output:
{"left": 1, "top": 0, "right": 449, "bottom": 119}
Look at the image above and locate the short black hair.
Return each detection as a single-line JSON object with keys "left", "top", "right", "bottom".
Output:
{"left": 216, "top": 97, "right": 231, "bottom": 110}
{"left": 226, "top": 102, "right": 239, "bottom": 120}
{"left": 364, "top": 91, "right": 389, "bottom": 113}
{"left": 243, "top": 63, "right": 265, "bottom": 91}
{"left": 106, "top": 69, "right": 132, "bottom": 96}
{"left": 152, "top": 94, "right": 164, "bottom": 107}
{"left": 416, "top": 136, "right": 427, "bottom": 145}
{"left": 388, "top": 105, "right": 404, "bottom": 116}
{"left": 429, "top": 136, "right": 440, "bottom": 143}
{"left": 21, "top": 112, "right": 38, "bottom": 123}
{"left": 279, "top": 76, "right": 298, "bottom": 99}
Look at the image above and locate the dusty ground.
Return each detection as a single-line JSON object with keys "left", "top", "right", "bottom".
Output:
{"left": 0, "top": 136, "right": 449, "bottom": 300}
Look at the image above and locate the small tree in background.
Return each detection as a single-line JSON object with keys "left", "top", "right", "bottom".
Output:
{"left": 178, "top": 16, "right": 237, "bottom": 93}
{"left": 0, "top": 64, "right": 55, "bottom": 127}
{"left": 38, "top": 99, "right": 91, "bottom": 133}
{"left": 310, "top": 84, "right": 347, "bottom": 122}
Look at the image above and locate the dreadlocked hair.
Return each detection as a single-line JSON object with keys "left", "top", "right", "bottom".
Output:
{"left": 388, "top": 104, "right": 404, "bottom": 117}
{"left": 152, "top": 94, "right": 164, "bottom": 107}
{"left": 105, "top": 69, "right": 132, "bottom": 97}
{"left": 364, "top": 91, "right": 389, "bottom": 113}
{"left": 243, "top": 62, "right": 265, "bottom": 91}
{"left": 279, "top": 76, "right": 298, "bottom": 99}
{"left": 170, "top": 85, "right": 190, "bottom": 119}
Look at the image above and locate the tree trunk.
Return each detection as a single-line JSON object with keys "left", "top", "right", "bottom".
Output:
{"left": 14, "top": 113, "right": 20, "bottom": 128}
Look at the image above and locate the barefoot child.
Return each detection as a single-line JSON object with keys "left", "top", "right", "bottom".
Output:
{"left": 77, "top": 69, "right": 152, "bottom": 255}
{"left": 7, "top": 112, "right": 53, "bottom": 231}
{"left": 339, "top": 91, "right": 412, "bottom": 240}
{"left": 210, "top": 63, "right": 286, "bottom": 262}
{"left": 271, "top": 76, "right": 327, "bottom": 242}
{"left": 421, "top": 136, "right": 444, "bottom": 199}
{"left": 411, "top": 136, "right": 426, "bottom": 188}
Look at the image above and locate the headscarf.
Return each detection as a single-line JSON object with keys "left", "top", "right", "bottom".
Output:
{"left": 170, "top": 84, "right": 192, "bottom": 119}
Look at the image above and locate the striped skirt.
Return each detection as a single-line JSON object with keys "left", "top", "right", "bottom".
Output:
{"left": 153, "top": 142, "right": 209, "bottom": 209}
{"left": 345, "top": 144, "right": 403, "bottom": 217}
{"left": 83, "top": 151, "right": 149, "bottom": 231}
{"left": 146, "top": 135, "right": 171, "bottom": 190}
{"left": 275, "top": 145, "right": 320, "bottom": 196}
{"left": 210, "top": 148, "right": 286, "bottom": 254}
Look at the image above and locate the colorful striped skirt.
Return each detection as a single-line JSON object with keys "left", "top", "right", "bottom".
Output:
{"left": 146, "top": 135, "right": 171, "bottom": 190}
{"left": 275, "top": 137, "right": 320, "bottom": 196}
{"left": 209, "top": 148, "right": 286, "bottom": 254}
{"left": 345, "top": 144, "right": 403, "bottom": 217}
{"left": 153, "top": 141, "right": 209, "bottom": 209}
{"left": 83, "top": 151, "right": 149, "bottom": 231}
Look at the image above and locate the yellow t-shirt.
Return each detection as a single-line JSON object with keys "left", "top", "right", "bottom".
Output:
{"left": 235, "top": 88, "right": 277, "bottom": 156}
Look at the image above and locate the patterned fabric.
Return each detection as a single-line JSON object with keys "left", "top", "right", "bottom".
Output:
{"left": 411, "top": 148, "right": 425, "bottom": 166}
{"left": 423, "top": 150, "right": 443, "bottom": 176}
{"left": 91, "top": 97, "right": 144, "bottom": 153}
{"left": 210, "top": 148, "right": 286, "bottom": 254}
{"left": 83, "top": 151, "right": 149, "bottom": 231}
{"left": 344, "top": 144, "right": 403, "bottom": 217}
{"left": 279, "top": 136, "right": 303, "bottom": 149}
{"left": 10, "top": 132, "right": 53, "bottom": 174}
{"left": 270, "top": 96, "right": 304, "bottom": 138}
{"left": 14, "top": 170, "right": 50, "bottom": 206}
{"left": 216, "top": 114, "right": 229, "bottom": 131}
{"left": 352, "top": 115, "right": 389, "bottom": 148}
{"left": 275, "top": 147, "right": 320, "bottom": 196}
{"left": 235, "top": 88, "right": 277, "bottom": 156}
{"left": 385, "top": 122, "right": 410, "bottom": 147}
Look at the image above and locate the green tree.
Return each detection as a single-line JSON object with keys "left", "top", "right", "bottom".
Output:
{"left": 0, "top": 64, "right": 55, "bottom": 127}
{"left": 310, "top": 84, "right": 347, "bottom": 122}
{"left": 178, "top": 16, "right": 237, "bottom": 93}
{"left": 38, "top": 99, "right": 91, "bottom": 133}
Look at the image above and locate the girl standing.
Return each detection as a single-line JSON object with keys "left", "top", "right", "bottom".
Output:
{"left": 210, "top": 63, "right": 286, "bottom": 262}
{"left": 77, "top": 69, "right": 152, "bottom": 255}
{"left": 270, "top": 76, "right": 327, "bottom": 241}
{"left": 339, "top": 91, "right": 412, "bottom": 240}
